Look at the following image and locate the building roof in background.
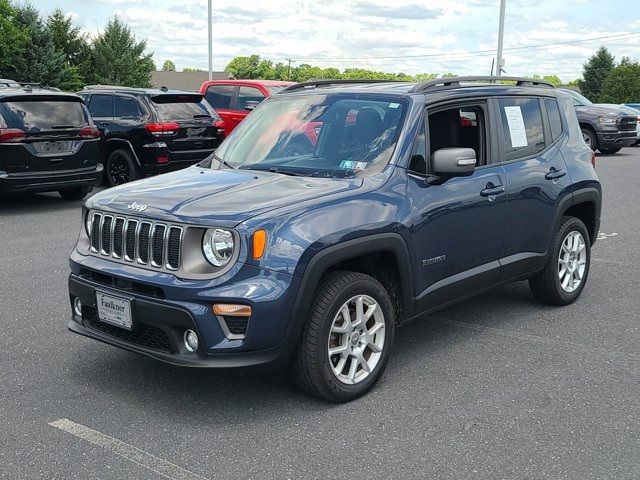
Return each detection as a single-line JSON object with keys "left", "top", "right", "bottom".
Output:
{"left": 151, "top": 71, "right": 231, "bottom": 92}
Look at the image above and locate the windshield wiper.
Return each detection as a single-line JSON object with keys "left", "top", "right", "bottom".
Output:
{"left": 241, "top": 165, "right": 312, "bottom": 177}
{"left": 51, "top": 125, "right": 79, "bottom": 129}
{"left": 193, "top": 114, "right": 211, "bottom": 119}
{"left": 212, "top": 154, "right": 234, "bottom": 169}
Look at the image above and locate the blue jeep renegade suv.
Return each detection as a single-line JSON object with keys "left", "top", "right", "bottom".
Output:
{"left": 68, "top": 77, "right": 601, "bottom": 402}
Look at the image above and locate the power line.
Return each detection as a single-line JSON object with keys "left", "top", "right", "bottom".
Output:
{"left": 291, "top": 31, "right": 640, "bottom": 62}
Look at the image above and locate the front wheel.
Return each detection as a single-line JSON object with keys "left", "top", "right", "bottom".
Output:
{"left": 529, "top": 217, "right": 591, "bottom": 306}
{"left": 581, "top": 128, "right": 598, "bottom": 152}
{"left": 598, "top": 147, "right": 621, "bottom": 154}
{"left": 293, "top": 271, "right": 395, "bottom": 402}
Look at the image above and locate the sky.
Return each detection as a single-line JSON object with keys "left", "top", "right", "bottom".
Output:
{"left": 34, "top": 0, "right": 640, "bottom": 82}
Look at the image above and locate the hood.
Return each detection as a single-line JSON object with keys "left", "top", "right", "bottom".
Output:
{"left": 87, "top": 166, "right": 362, "bottom": 226}
{"left": 575, "top": 104, "right": 630, "bottom": 116}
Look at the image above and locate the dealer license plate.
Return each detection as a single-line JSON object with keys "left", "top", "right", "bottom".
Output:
{"left": 96, "top": 292, "right": 133, "bottom": 330}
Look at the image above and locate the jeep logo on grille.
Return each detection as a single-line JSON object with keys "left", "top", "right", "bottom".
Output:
{"left": 127, "top": 201, "right": 148, "bottom": 212}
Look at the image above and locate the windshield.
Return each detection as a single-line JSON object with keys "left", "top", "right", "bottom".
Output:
{"left": 563, "top": 89, "right": 593, "bottom": 106}
{"left": 213, "top": 93, "right": 406, "bottom": 177}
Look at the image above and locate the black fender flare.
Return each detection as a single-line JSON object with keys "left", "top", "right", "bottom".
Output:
{"left": 103, "top": 138, "right": 141, "bottom": 166}
{"left": 550, "top": 186, "right": 601, "bottom": 252}
{"left": 278, "top": 233, "right": 414, "bottom": 363}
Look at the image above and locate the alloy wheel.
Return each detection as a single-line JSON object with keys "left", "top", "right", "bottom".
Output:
{"left": 109, "top": 154, "right": 131, "bottom": 185}
{"left": 327, "top": 294, "right": 386, "bottom": 385}
{"left": 558, "top": 231, "right": 587, "bottom": 293}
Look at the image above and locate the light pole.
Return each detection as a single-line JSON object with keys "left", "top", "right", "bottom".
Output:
{"left": 208, "top": 0, "right": 213, "bottom": 80}
{"left": 496, "top": 0, "right": 506, "bottom": 77}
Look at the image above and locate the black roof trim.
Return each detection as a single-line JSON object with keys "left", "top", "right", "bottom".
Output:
{"left": 409, "top": 76, "right": 555, "bottom": 93}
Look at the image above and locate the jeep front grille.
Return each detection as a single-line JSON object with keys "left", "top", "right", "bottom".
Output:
{"left": 89, "top": 212, "right": 183, "bottom": 271}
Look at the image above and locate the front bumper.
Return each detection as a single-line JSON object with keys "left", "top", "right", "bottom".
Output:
{"left": 0, "top": 164, "right": 103, "bottom": 194}
{"left": 596, "top": 130, "right": 637, "bottom": 148}
{"left": 67, "top": 253, "right": 302, "bottom": 369}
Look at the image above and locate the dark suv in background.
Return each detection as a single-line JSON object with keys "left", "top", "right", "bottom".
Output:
{"left": 0, "top": 86, "right": 101, "bottom": 200}
{"left": 560, "top": 88, "right": 637, "bottom": 154}
{"left": 68, "top": 77, "right": 601, "bottom": 402}
{"left": 77, "top": 86, "right": 225, "bottom": 186}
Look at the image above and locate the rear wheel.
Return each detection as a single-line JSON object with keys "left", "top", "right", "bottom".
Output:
{"left": 58, "top": 187, "right": 91, "bottom": 201}
{"left": 598, "top": 147, "right": 621, "bottom": 154}
{"left": 106, "top": 149, "right": 138, "bottom": 187}
{"left": 581, "top": 128, "right": 598, "bottom": 151}
{"left": 529, "top": 217, "right": 591, "bottom": 306}
{"left": 293, "top": 271, "right": 395, "bottom": 402}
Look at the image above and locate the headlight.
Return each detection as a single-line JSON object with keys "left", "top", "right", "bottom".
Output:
{"left": 598, "top": 116, "right": 616, "bottom": 124}
{"left": 84, "top": 209, "right": 92, "bottom": 236}
{"left": 202, "top": 228, "right": 235, "bottom": 267}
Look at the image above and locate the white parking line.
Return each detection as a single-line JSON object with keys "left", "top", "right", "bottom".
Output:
{"left": 48, "top": 419, "right": 207, "bottom": 480}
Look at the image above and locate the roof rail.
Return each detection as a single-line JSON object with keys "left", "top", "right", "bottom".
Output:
{"left": 409, "top": 76, "right": 554, "bottom": 93}
{"left": 282, "top": 79, "right": 403, "bottom": 93}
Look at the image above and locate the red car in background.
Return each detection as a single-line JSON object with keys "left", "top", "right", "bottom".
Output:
{"left": 199, "top": 79, "right": 294, "bottom": 137}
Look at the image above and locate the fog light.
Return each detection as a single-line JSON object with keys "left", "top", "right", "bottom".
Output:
{"left": 73, "top": 297, "right": 82, "bottom": 317}
{"left": 184, "top": 329, "right": 199, "bottom": 352}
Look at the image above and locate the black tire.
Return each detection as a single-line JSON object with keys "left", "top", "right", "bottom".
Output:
{"left": 58, "top": 187, "right": 91, "bottom": 201}
{"left": 106, "top": 149, "right": 138, "bottom": 187}
{"left": 598, "top": 147, "right": 621, "bottom": 154}
{"left": 529, "top": 217, "right": 591, "bottom": 306}
{"left": 292, "top": 271, "right": 395, "bottom": 402}
{"left": 581, "top": 127, "right": 598, "bottom": 152}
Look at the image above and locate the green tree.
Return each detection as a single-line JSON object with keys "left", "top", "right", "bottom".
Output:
{"left": 224, "top": 55, "right": 274, "bottom": 79}
{"left": 0, "top": 0, "right": 28, "bottom": 79}
{"left": 162, "top": 59, "right": 175, "bottom": 71}
{"left": 579, "top": 46, "right": 615, "bottom": 102}
{"left": 87, "top": 17, "right": 154, "bottom": 87}
{"left": 12, "top": 3, "right": 82, "bottom": 91}
{"left": 182, "top": 67, "right": 203, "bottom": 72}
{"left": 46, "top": 7, "right": 91, "bottom": 84}
{"left": 600, "top": 62, "right": 640, "bottom": 103}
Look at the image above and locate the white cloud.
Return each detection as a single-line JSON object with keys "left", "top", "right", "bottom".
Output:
{"left": 37, "top": 0, "right": 640, "bottom": 81}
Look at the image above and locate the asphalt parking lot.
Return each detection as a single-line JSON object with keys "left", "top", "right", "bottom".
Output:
{"left": 1, "top": 149, "right": 639, "bottom": 479}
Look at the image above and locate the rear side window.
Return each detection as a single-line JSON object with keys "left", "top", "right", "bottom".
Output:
{"left": 115, "top": 96, "right": 142, "bottom": 118}
{"left": 237, "top": 86, "right": 265, "bottom": 110}
{"left": 545, "top": 98, "right": 563, "bottom": 141}
{"left": 0, "top": 99, "right": 88, "bottom": 131}
{"left": 88, "top": 94, "right": 113, "bottom": 118}
{"left": 498, "top": 98, "right": 545, "bottom": 161}
{"left": 151, "top": 94, "right": 220, "bottom": 121}
{"left": 205, "top": 85, "right": 234, "bottom": 109}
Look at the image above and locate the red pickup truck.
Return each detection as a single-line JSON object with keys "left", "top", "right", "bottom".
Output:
{"left": 199, "top": 79, "right": 294, "bottom": 137}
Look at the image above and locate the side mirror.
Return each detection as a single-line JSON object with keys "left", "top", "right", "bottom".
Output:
{"left": 432, "top": 147, "right": 476, "bottom": 176}
{"left": 244, "top": 100, "right": 260, "bottom": 111}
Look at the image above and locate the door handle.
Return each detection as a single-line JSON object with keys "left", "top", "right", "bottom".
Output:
{"left": 480, "top": 184, "right": 506, "bottom": 197}
{"left": 545, "top": 168, "right": 566, "bottom": 180}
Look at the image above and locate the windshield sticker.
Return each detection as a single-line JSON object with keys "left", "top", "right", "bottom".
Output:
{"left": 388, "top": 103, "right": 401, "bottom": 109}
{"left": 339, "top": 160, "right": 368, "bottom": 171}
{"left": 504, "top": 106, "right": 528, "bottom": 148}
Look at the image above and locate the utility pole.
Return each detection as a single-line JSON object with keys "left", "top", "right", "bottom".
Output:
{"left": 285, "top": 58, "right": 295, "bottom": 80}
{"left": 496, "top": 0, "right": 506, "bottom": 77}
{"left": 208, "top": 0, "right": 213, "bottom": 80}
